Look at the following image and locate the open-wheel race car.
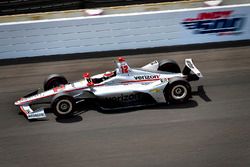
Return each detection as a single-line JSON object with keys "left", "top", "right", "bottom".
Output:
{"left": 14, "top": 57, "right": 202, "bottom": 120}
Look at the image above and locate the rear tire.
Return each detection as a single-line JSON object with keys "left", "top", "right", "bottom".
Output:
{"left": 164, "top": 81, "right": 191, "bottom": 103}
{"left": 51, "top": 94, "right": 76, "bottom": 118}
{"left": 44, "top": 74, "right": 68, "bottom": 91}
{"left": 158, "top": 59, "right": 181, "bottom": 73}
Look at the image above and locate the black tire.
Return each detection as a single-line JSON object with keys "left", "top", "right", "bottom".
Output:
{"left": 51, "top": 94, "right": 76, "bottom": 118}
{"left": 44, "top": 74, "right": 68, "bottom": 91}
{"left": 164, "top": 81, "right": 191, "bottom": 103}
{"left": 158, "top": 59, "right": 181, "bottom": 73}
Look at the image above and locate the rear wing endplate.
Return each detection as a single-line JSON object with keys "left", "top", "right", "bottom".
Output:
{"left": 183, "top": 59, "right": 203, "bottom": 80}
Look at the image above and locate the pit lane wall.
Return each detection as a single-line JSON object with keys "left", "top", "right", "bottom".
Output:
{"left": 0, "top": 4, "right": 250, "bottom": 59}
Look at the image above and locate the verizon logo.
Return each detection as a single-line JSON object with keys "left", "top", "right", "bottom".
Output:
{"left": 134, "top": 75, "right": 160, "bottom": 80}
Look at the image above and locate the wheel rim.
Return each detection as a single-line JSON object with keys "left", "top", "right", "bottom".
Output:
{"left": 56, "top": 99, "right": 73, "bottom": 115}
{"left": 171, "top": 85, "right": 187, "bottom": 100}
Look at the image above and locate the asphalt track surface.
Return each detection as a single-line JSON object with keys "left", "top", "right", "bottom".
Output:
{"left": 1, "top": 45, "right": 250, "bottom": 167}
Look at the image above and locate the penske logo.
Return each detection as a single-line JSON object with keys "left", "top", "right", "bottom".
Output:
{"left": 134, "top": 75, "right": 160, "bottom": 80}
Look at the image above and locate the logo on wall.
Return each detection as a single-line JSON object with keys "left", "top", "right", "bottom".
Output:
{"left": 182, "top": 11, "right": 245, "bottom": 35}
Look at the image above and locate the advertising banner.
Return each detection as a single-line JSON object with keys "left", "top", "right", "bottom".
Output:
{"left": 0, "top": 4, "right": 249, "bottom": 59}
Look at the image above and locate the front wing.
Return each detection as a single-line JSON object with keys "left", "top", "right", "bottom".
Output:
{"left": 19, "top": 105, "right": 46, "bottom": 119}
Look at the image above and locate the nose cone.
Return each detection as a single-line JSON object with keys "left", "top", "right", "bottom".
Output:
{"left": 14, "top": 101, "right": 20, "bottom": 106}
{"left": 14, "top": 100, "right": 20, "bottom": 106}
{"left": 14, "top": 98, "right": 23, "bottom": 106}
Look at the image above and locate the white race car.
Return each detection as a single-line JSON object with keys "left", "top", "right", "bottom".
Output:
{"left": 14, "top": 57, "right": 202, "bottom": 120}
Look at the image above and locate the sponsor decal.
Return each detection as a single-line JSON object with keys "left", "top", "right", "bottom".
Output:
{"left": 182, "top": 11, "right": 245, "bottom": 35}
{"left": 186, "top": 60, "right": 194, "bottom": 69}
{"left": 121, "top": 65, "right": 129, "bottom": 73}
{"left": 105, "top": 94, "right": 142, "bottom": 103}
{"left": 28, "top": 112, "right": 46, "bottom": 118}
{"left": 134, "top": 75, "right": 160, "bottom": 80}
{"left": 160, "top": 78, "right": 168, "bottom": 83}
{"left": 150, "top": 60, "right": 158, "bottom": 65}
{"left": 18, "top": 93, "right": 46, "bottom": 104}
{"left": 150, "top": 89, "right": 161, "bottom": 93}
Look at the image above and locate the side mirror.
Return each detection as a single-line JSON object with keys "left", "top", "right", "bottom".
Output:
{"left": 83, "top": 72, "right": 90, "bottom": 79}
{"left": 83, "top": 72, "right": 94, "bottom": 87}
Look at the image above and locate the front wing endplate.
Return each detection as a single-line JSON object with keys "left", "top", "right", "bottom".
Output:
{"left": 20, "top": 105, "right": 46, "bottom": 119}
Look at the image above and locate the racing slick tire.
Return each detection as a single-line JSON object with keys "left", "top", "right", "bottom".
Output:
{"left": 44, "top": 74, "right": 68, "bottom": 91}
{"left": 51, "top": 94, "right": 76, "bottom": 118}
{"left": 164, "top": 80, "right": 191, "bottom": 104}
{"left": 158, "top": 59, "right": 181, "bottom": 73}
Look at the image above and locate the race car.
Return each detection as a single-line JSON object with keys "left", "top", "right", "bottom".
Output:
{"left": 14, "top": 57, "right": 202, "bottom": 120}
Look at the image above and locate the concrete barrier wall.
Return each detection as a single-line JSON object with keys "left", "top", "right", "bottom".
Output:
{"left": 0, "top": 4, "right": 249, "bottom": 59}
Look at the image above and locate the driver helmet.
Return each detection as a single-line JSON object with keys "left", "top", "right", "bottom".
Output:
{"left": 103, "top": 71, "right": 114, "bottom": 78}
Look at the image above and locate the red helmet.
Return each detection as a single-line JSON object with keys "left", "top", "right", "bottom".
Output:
{"left": 104, "top": 71, "right": 114, "bottom": 77}
{"left": 118, "top": 57, "right": 125, "bottom": 62}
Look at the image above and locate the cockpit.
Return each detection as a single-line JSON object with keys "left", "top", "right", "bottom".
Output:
{"left": 91, "top": 70, "right": 117, "bottom": 84}
{"left": 83, "top": 57, "right": 129, "bottom": 86}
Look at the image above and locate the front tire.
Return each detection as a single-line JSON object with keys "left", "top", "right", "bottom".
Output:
{"left": 44, "top": 74, "right": 68, "bottom": 91}
{"left": 164, "top": 81, "right": 191, "bottom": 103}
{"left": 51, "top": 94, "right": 76, "bottom": 118}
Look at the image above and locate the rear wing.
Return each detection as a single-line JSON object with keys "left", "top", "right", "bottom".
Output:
{"left": 183, "top": 59, "right": 203, "bottom": 81}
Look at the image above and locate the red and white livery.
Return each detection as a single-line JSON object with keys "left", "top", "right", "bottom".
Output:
{"left": 15, "top": 57, "right": 202, "bottom": 120}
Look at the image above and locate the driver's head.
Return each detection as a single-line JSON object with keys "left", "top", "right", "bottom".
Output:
{"left": 103, "top": 71, "right": 114, "bottom": 78}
